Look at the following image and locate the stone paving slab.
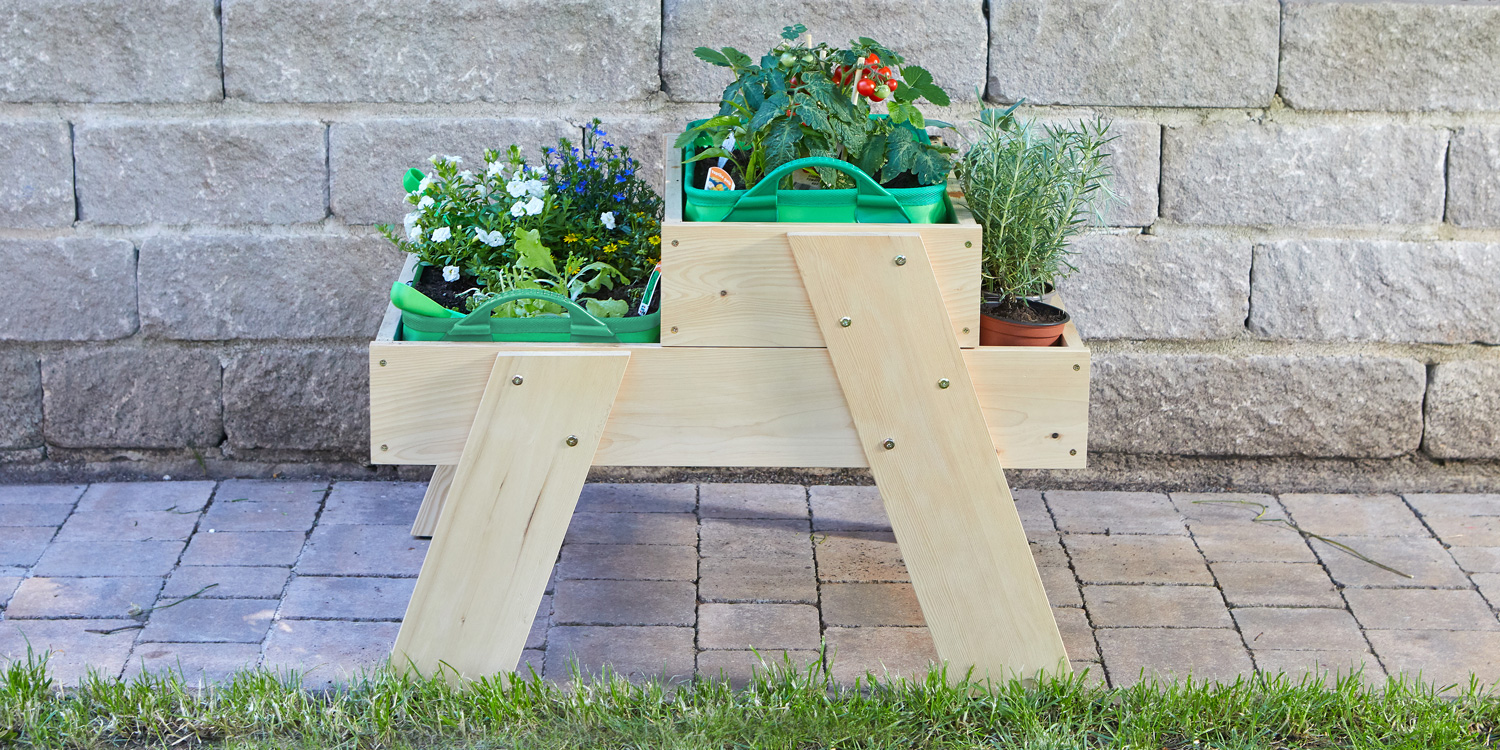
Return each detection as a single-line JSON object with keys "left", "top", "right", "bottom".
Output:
{"left": 2, "top": 482, "right": 1500, "bottom": 690}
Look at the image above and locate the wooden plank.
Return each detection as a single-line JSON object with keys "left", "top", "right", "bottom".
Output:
{"left": 660, "top": 219, "right": 980, "bottom": 349}
{"left": 790, "top": 231, "right": 1069, "bottom": 681}
{"left": 369, "top": 341, "right": 1088, "bottom": 469}
{"left": 374, "top": 254, "right": 419, "bottom": 343}
{"left": 392, "top": 351, "right": 629, "bottom": 682}
{"left": 409, "top": 464, "right": 456, "bottom": 538}
{"left": 662, "top": 135, "right": 683, "bottom": 223}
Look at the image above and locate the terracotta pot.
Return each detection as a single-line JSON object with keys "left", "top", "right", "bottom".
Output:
{"left": 979, "top": 299, "right": 1071, "bottom": 347}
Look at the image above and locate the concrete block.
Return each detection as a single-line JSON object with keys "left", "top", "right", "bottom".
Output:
{"left": 1250, "top": 240, "right": 1500, "bottom": 344}
{"left": 1281, "top": 0, "right": 1500, "bottom": 112}
{"left": 698, "top": 602, "right": 821, "bottom": 651}
{"left": 1449, "top": 127, "right": 1500, "bottom": 227}
{"left": 41, "top": 348, "right": 222, "bottom": 449}
{"left": 0, "top": 122, "right": 73, "bottom": 227}
{"left": 139, "top": 235, "right": 403, "bottom": 340}
{"left": 988, "top": 0, "right": 1278, "bottom": 107}
{"left": 1061, "top": 232, "right": 1249, "bottom": 340}
{"left": 1161, "top": 122, "right": 1446, "bottom": 226}
{"left": 0, "top": 238, "right": 137, "bottom": 341}
{"left": 0, "top": 352, "right": 41, "bottom": 449}
{"left": 225, "top": 0, "right": 660, "bottom": 103}
{"left": 0, "top": 0, "right": 220, "bottom": 103}
{"left": 1090, "top": 353, "right": 1426, "bottom": 458}
{"left": 75, "top": 120, "right": 326, "bottom": 225}
{"left": 224, "top": 346, "right": 370, "bottom": 453}
{"left": 1425, "top": 360, "right": 1500, "bottom": 459}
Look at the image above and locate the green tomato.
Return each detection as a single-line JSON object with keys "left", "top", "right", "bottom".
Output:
{"left": 780, "top": 52, "right": 797, "bottom": 67}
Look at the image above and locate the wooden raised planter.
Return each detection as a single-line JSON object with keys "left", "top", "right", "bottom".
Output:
{"left": 368, "top": 142, "right": 1091, "bottom": 685}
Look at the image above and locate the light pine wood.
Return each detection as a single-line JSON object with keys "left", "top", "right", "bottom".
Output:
{"left": 392, "top": 351, "right": 630, "bottom": 682}
{"left": 369, "top": 340, "right": 1088, "bottom": 469}
{"left": 659, "top": 141, "right": 981, "bottom": 349}
{"left": 790, "top": 231, "right": 1070, "bottom": 681}
{"left": 409, "top": 464, "right": 456, "bottom": 538}
{"left": 375, "top": 254, "right": 419, "bottom": 343}
{"left": 663, "top": 135, "right": 684, "bottom": 223}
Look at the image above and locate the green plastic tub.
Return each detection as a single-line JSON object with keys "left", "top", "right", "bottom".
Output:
{"left": 399, "top": 287, "right": 660, "bottom": 343}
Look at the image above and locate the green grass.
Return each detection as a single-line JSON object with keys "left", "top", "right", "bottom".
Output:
{"left": 2, "top": 648, "right": 1497, "bottom": 749}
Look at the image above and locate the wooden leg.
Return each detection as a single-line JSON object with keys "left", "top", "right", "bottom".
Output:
{"left": 392, "top": 351, "right": 630, "bottom": 682}
{"left": 790, "top": 232, "right": 1069, "bottom": 682}
{"left": 410, "top": 464, "right": 456, "bottom": 538}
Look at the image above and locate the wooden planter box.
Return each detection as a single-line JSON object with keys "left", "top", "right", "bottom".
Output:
{"left": 367, "top": 143, "right": 1091, "bottom": 685}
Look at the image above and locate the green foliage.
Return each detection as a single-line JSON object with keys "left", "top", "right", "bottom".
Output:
{"left": 3, "top": 648, "right": 1499, "bottom": 749}
{"left": 958, "top": 104, "right": 1115, "bottom": 301}
{"left": 378, "top": 120, "right": 661, "bottom": 318}
{"left": 676, "top": 27, "right": 957, "bottom": 190}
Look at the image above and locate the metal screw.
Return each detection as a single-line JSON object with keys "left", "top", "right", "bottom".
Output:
{"left": 965, "top": 241, "right": 973, "bottom": 248}
{"left": 670, "top": 326, "right": 679, "bottom": 333}
{"left": 839, "top": 317, "right": 852, "bottom": 327}
{"left": 380, "top": 444, "right": 388, "bottom": 452}
{"left": 511, "top": 376, "right": 524, "bottom": 386}
{"left": 894, "top": 255, "right": 907, "bottom": 266}
{"left": 1073, "top": 364, "right": 1081, "bottom": 371}
{"left": 719, "top": 290, "right": 728, "bottom": 297}
{"left": 1051, "top": 432, "right": 1060, "bottom": 439}
{"left": 566, "top": 435, "right": 579, "bottom": 447}
{"left": 937, "top": 378, "right": 950, "bottom": 389}
{"left": 1070, "top": 449, "right": 1078, "bottom": 456}
{"left": 962, "top": 327, "right": 970, "bottom": 334}
{"left": 378, "top": 360, "right": 386, "bottom": 367}
{"left": 882, "top": 438, "right": 896, "bottom": 450}
{"left": 671, "top": 239, "right": 679, "bottom": 246}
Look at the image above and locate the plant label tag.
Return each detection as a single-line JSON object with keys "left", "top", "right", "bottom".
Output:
{"left": 638, "top": 264, "right": 662, "bottom": 317}
{"left": 705, "top": 165, "right": 735, "bottom": 191}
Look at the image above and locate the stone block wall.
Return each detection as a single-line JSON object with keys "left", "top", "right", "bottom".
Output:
{"left": 1, "top": 0, "right": 1497, "bottom": 490}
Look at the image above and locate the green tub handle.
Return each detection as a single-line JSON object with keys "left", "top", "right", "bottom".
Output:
{"left": 722, "top": 156, "right": 914, "bottom": 224}
{"left": 443, "top": 288, "right": 620, "bottom": 343}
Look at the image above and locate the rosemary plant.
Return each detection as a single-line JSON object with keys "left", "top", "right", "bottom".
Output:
{"left": 958, "top": 105, "right": 1114, "bottom": 310}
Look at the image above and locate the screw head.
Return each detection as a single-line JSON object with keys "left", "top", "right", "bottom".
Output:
{"left": 882, "top": 438, "right": 896, "bottom": 450}
{"left": 937, "top": 378, "right": 950, "bottom": 389}
{"left": 566, "top": 435, "right": 579, "bottom": 447}
{"left": 894, "top": 255, "right": 907, "bottom": 266}
{"left": 1073, "top": 364, "right": 1081, "bottom": 371}
{"left": 670, "top": 326, "right": 679, "bottom": 333}
{"left": 671, "top": 239, "right": 679, "bottom": 246}
{"left": 962, "top": 327, "right": 970, "bottom": 334}
{"left": 511, "top": 375, "right": 524, "bottom": 386}
{"left": 1069, "top": 449, "right": 1078, "bottom": 456}
{"left": 1051, "top": 432, "right": 1060, "bottom": 439}
{"left": 380, "top": 444, "right": 388, "bottom": 452}
{"left": 719, "top": 290, "right": 728, "bottom": 297}
{"left": 965, "top": 241, "right": 973, "bottom": 248}
{"left": 378, "top": 359, "right": 386, "bottom": 367}
{"left": 839, "top": 317, "right": 852, "bottom": 327}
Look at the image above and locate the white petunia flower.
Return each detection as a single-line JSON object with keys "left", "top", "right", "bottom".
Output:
{"left": 524, "top": 179, "right": 546, "bottom": 199}
{"left": 600, "top": 211, "right": 616, "bottom": 230}
{"left": 524, "top": 197, "right": 544, "bottom": 215}
{"left": 510, "top": 201, "right": 527, "bottom": 217}
{"left": 506, "top": 178, "right": 527, "bottom": 198}
{"left": 486, "top": 161, "right": 505, "bottom": 178}
{"left": 417, "top": 195, "right": 435, "bottom": 209}
{"left": 417, "top": 176, "right": 434, "bottom": 192}
{"left": 473, "top": 227, "right": 506, "bottom": 247}
{"left": 403, "top": 211, "right": 421, "bottom": 241}
{"left": 476, "top": 183, "right": 491, "bottom": 197}
{"left": 446, "top": 154, "right": 462, "bottom": 164}
{"left": 458, "top": 170, "right": 475, "bottom": 183}
{"left": 442, "top": 265, "right": 461, "bottom": 282}
{"left": 431, "top": 226, "right": 451, "bottom": 242}
{"left": 428, "top": 154, "right": 440, "bottom": 164}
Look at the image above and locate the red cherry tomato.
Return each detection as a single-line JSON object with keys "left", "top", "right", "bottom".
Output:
{"left": 869, "top": 92, "right": 886, "bottom": 102}
{"left": 866, "top": 53, "right": 880, "bottom": 65}
{"left": 877, "top": 66, "right": 892, "bottom": 79}
{"left": 887, "top": 78, "right": 899, "bottom": 90}
{"left": 856, "top": 78, "right": 876, "bottom": 97}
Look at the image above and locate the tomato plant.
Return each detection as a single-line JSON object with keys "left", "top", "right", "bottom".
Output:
{"left": 677, "top": 25, "right": 957, "bottom": 189}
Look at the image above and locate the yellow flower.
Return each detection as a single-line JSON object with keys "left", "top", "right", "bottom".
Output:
{"left": 648, "top": 234, "right": 661, "bottom": 246}
{"left": 602, "top": 243, "right": 617, "bottom": 255}
{"left": 564, "top": 233, "right": 580, "bottom": 243}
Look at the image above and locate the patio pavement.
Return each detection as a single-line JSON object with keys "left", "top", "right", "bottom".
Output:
{"left": 2, "top": 480, "right": 1498, "bottom": 690}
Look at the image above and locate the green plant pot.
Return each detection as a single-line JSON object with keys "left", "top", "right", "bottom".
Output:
{"left": 681, "top": 120, "right": 950, "bottom": 224}
{"left": 396, "top": 269, "right": 659, "bottom": 343}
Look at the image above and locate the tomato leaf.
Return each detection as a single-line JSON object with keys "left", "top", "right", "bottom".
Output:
{"left": 859, "top": 132, "right": 888, "bottom": 178}
{"left": 750, "top": 92, "right": 791, "bottom": 131}
{"left": 722, "top": 46, "right": 754, "bottom": 68}
{"left": 694, "top": 47, "right": 732, "bottom": 67}
{"left": 762, "top": 118, "right": 803, "bottom": 175}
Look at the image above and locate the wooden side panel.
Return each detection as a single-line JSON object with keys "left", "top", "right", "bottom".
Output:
{"left": 790, "top": 231, "right": 1069, "bottom": 681}
{"left": 369, "top": 341, "right": 1087, "bottom": 468}
{"left": 392, "top": 351, "right": 629, "bottom": 681}
{"left": 409, "top": 464, "right": 456, "bottom": 539}
{"left": 661, "top": 223, "right": 981, "bottom": 348}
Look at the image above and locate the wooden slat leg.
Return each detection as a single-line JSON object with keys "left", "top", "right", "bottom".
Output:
{"left": 790, "top": 232, "right": 1069, "bottom": 682}
{"left": 410, "top": 464, "right": 456, "bottom": 538}
{"left": 392, "top": 351, "right": 630, "bottom": 682}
